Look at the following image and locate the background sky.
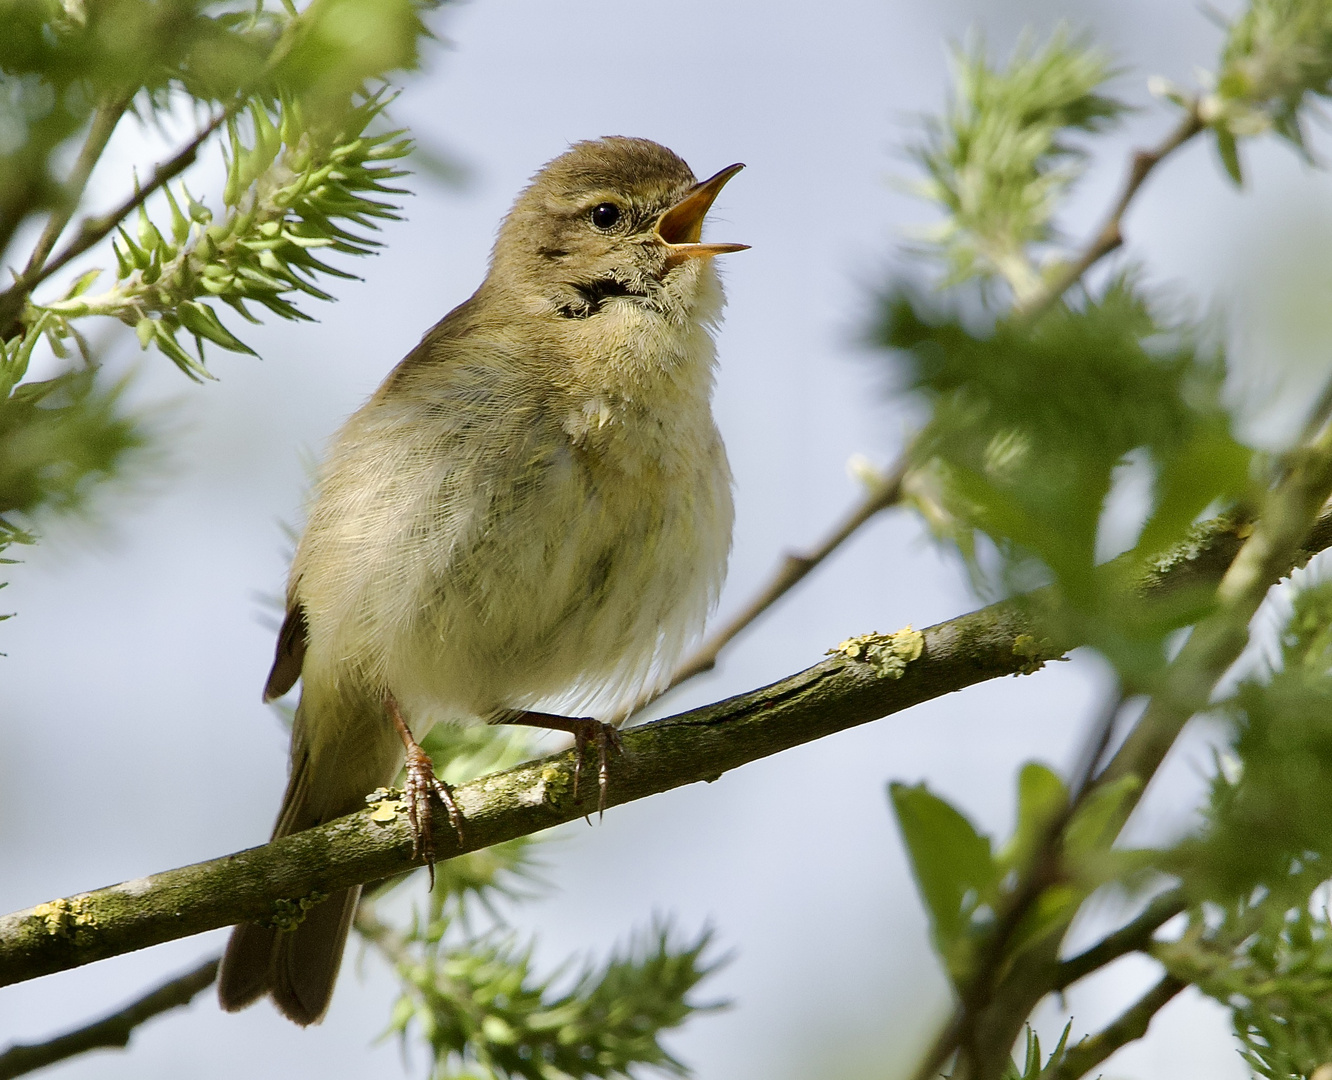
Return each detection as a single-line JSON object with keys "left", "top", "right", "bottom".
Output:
{"left": 5, "top": 0, "right": 1332, "bottom": 1078}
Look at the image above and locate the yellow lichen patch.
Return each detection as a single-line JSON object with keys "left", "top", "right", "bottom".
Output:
{"left": 31, "top": 896, "right": 98, "bottom": 942}
{"left": 540, "top": 764, "right": 574, "bottom": 808}
{"left": 830, "top": 626, "right": 925, "bottom": 679}
{"left": 365, "top": 787, "right": 405, "bottom": 823}
{"left": 1012, "top": 634, "right": 1046, "bottom": 675}
{"left": 1012, "top": 633, "right": 1061, "bottom": 675}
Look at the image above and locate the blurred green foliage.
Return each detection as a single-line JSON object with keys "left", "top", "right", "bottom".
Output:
{"left": 1179, "top": 581, "right": 1332, "bottom": 902}
{"left": 885, "top": 11, "right": 1332, "bottom": 1080}
{"left": 382, "top": 916, "right": 720, "bottom": 1080}
{"left": 880, "top": 280, "right": 1252, "bottom": 682}
{"left": 0, "top": 311, "right": 141, "bottom": 566}
{"left": 0, "top": 0, "right": 430, "bottom": 559}
{"left": 907, "top": 30, "right": 1125, "bottom": 301}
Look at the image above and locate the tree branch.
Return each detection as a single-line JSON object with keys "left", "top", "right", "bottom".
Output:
{"left": 0, "top": 957, "right": 218, "bottom": 1080}
{"left": 19, "top": 98, "right": 131, "bottom": 287}
{"left": 3, "top": 508, "right": 1328, "bottom": 988}
{"left": 1016, "top": 104, "right": 1205, "bottom": 322}
{"left": 1047, "top": 974, "right": 1187, "bottom": 1080}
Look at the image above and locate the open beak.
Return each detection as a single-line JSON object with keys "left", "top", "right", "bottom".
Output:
{"left": 655, "top": 163, "right": 749, "bottom": 266}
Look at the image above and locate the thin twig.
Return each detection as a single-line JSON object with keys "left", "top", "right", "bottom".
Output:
{"left": 19, "top": 98, "right": 131, "bottom": 287}
{"left": 0, "top": 957, "right": 218, "bottom": 1080}
{"left": 1047, "top": 974, "right": 1187, "bottom": 1080}
{"left": 1015, "top": 105, "right": 1205, "bottom": 322}
{"left": 1053, "top": 889, "right": 1188, "bottom": 992}
{"left": 621, "top": 458, "right": 908, "bottom": 721}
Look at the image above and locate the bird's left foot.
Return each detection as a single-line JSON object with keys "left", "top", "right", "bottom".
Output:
{"left": 403, "top": 741, "right": 465, "bottom": 872}
{"left": 386, "top": 694, "right": 465, "bottom": 887}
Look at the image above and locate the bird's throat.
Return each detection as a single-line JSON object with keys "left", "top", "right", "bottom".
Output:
{"left": 558, "top": 277, "right": 650, "bottom": 319}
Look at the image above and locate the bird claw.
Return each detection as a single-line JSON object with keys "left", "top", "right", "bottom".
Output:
{"left": 403, "top": 743, "right": 464, "bottom": 888}
{"left": 569, "top": 719, "right": 624, "bottom": 817}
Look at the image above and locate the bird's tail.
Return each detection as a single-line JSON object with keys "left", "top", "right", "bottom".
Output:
{"left": 217, "top": 698, "right": 399, "bottom": 1025}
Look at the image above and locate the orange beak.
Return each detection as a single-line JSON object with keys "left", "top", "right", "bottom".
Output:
{"left": 655, "top": 163, "right": 749, "bottom": 266}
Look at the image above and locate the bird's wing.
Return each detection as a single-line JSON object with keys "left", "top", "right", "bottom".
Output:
{"left": 264, "top": 601, "right": 308, "bottom": 701}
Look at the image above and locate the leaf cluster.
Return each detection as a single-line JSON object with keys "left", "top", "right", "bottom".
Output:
{"left": 1212, "top": 0, "right": 1332, "bottom": 179}
{"left": 1157, "top": 897, "right": 1332, "bottom": 1080}
{"left": 0, "top": 0, "right": 435, "bottom": 567}
{"left": 1154, "top": 574, "right": 1332, "bottom": 1078}
{"left": 356, "top": 721, "right": 724, "bottom": 1080}
{"left": 907, "top": 29, "right": 1126, "bottom": 299}
{"left": 43, "top": 91, "right": 410, "bottom": 379}
{"left": 880, "top": 281, "right": 1252, "bottom": 678}
{"left": 0, "top": 0, "right": 432, "bottom": 248}
{"left": 1178, "top": 581, "right": 1332, "bottom": 902}
{"left": 890, "top": 764, "right": 1141, "bottom": 991}
{"left": 381, "top": 916, "right": 721, "bottom": 1080}
{"left": 0, "top": 312, "right": 142, "bottom": 567}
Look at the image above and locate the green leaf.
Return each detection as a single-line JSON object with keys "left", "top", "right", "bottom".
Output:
{"left": 384, "top": 919, "right": 723, "bottom": 1080}
{"left": 890, "top": 781, "right": 998, "bottom": 972}
{"left": 163, "top": 185, "right": 191, "bottom": 246}
{"left": 64, "top": 269, "right": 102, "bottom": 300}
{"left": 1214, "top": 124, "right": 1244, "bottom": 186}
{"left": 151, "top": 323, "right": 212, "bottom": 382}
{"left": 175, "top": 301, "right": 256, "bottom": 356}
{"left": 1065, "top": 774, "right": 1141, "bottom": 859}
{"left": 998, "top": 762, "right": 1069, "bottom": 875}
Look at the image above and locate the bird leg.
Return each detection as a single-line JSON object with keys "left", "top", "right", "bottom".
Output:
{"left": 499, "top": 711, "right": 624, "bottom": 815}
{"left": 385, "top": 692, "right": 464, "bottom": 886}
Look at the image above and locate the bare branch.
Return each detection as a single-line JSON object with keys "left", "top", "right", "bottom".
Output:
{"left": 1053, "top": 890, "right": 1188, "bottom": 992}
{"left": 19, "top": 98, "right": 132, "bottom": 287}
{"left": 0, "top": 957, "right": 218, "bottom": 1080}
{"left": 3, "top": 507, "right": 1327, "bottom": 989}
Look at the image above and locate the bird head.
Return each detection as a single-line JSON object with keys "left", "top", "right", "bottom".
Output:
{"left": 490, "top": 137, "right": 747, "bottom": 320}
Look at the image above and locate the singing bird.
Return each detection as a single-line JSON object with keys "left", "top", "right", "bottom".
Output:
{"left": 217, "top": 137, "right": 746, "bottom": 1024}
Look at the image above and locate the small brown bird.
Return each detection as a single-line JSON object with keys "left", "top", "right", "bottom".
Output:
{"left": 217, "top": 137, "right": 746, "bottom": 1024}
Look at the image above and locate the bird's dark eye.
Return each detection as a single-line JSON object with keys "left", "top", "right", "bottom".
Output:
{"left": 590, "top": 203, "right": 621, "bottom": 230}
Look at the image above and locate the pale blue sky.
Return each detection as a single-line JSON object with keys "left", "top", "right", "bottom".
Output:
{"left": 4, "top": 1, "right": 1331, "bottom": 1078}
